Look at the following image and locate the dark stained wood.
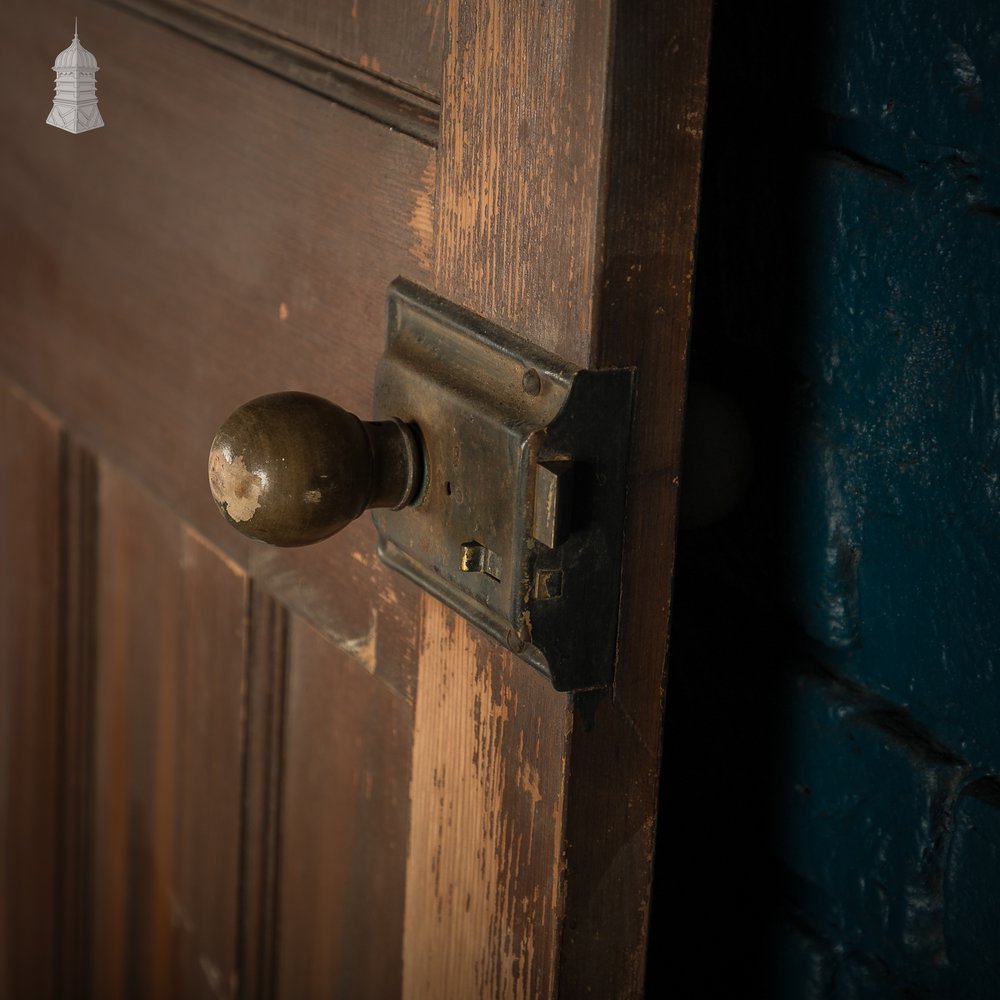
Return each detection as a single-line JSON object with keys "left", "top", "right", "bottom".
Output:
{"left": 172, "top": 527, "right": 248, "bottom": 998}
{"left": 559, "top": 2, "right": 713, "bottom": 995}
{"left": 0, "top": 380, "right": 62, "bottom": 999}
{"left": 55, "top": 438, "right": 99, "bottom": 1000}
{"left": 92, "top": 464, "right": 249, "bottom": 998}
{"left": 91, "top": 466, "right": 181, "bottom": 998}
{"left": 275, "top": 614, "right": 412, "bottom": 998}
{"left": 238, "top": 586, "right": 288, "bottom": 1000}
{"left": 251, "top": 522, "right": 424, "bottom": 706}
{"left": 1, "top": 0, "right": 435, "bottom": 673}
{"left": 102, "top": 0, "right": 440, "bottom": 144}
{"left": 595, "top": 0, "right": 713, "bottom": 756}
{"left": 91, "top": 460, "right": 182, "bottom": 999}
{"left": 0, "top": 382, "right": 100, "bottom": 999}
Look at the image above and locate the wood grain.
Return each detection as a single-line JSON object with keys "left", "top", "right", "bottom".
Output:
{"left": 417, "top": 1, "right": 712, "bottom": 994}
{"left": 91, "top": 463, "right": 249, "bottom": 998}
{"left": 102, "top": 0, "right": 440, "bottom": 144}
{"left": 2, "top": 0, "right": 712, "bottom": 994}
{"left": 172, "top": 527, "right": 249, "bottom": 998}
{"left": 1, "top": 0, "right": 434, "bottom": 667}
{"left": 200, "top": 0, "right": 444, "bottom": 100}
{"left": 559, "top": 2, "right": 713, "bottom": 995}
{"left": 0, "top": 380, "right": 62, "bottom": 999}
{"left": 433, "top": 0, "right": 611, "bottom": 366}
{"left": 403, "top": 4, "right": 610, "bottom": 995}
{"left": 55, "top": 437, "right": 100, "bottom": 999}
{"left": 595, "top": 0, "right": 713, "bottom": 753}
{"left": 403, "top": 597, "right": 568, "bottom": 998}
{"left": 275, "top": 614, "right": 413, "bottom": 998}
{"left": 238, "top": 585, "right": 288, "bottom": 1000}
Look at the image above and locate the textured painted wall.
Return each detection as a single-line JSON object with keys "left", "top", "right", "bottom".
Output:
{"left": 649, "top": 2, "right": 1000, "bottom": 996}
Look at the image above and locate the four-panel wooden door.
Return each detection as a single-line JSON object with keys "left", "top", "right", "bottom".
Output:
{"left": 1, "top": 0, "right": 710, "bottom": 995}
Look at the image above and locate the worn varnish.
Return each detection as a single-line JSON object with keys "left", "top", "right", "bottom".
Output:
{"left": 434, "top": 1, "right": 609, "bottom": 366}
{"left": 103, "top": 0, "right": 441, "bottom": 143}
{"left": 404, "top": 598, "right": 567, "bottom": 998}
{"left": 409, "top": 1, "right": 712, "bottom": 994}
{"left": 404, "top": 6, "right": 616, "bottom": 992}
{"left": 1, "top": 0, "right": 711, "bottom": 996}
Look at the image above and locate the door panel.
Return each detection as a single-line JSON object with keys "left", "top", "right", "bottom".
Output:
{"left": 92, "top": 462, "right": 181, "bottom": 999}
{"left": 172, "top": 530, "right": 247, "bottom": 999}
{"left": 92, "top": 464, "right": 249, "bottom": 998}
{"left": 277, "top": 617, "right": 411, "bottom": 998}
{"left": 1, "top": 1, "right": 711, "bottom": 995}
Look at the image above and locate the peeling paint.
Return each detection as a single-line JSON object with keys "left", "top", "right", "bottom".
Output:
{"left": 517, "top": 757, "right": 542, "bottom": 807}
{"left": 403, "top": 596, "right": 564, "bottom": 997}
{"left": 208, "top": 448, "right": 263, "bottom": 523}
{"left": 338, "top": 610, "right": 377, "bottom": 674}
{"left": 409, "top": 156, "right": 436, "bottom": 272}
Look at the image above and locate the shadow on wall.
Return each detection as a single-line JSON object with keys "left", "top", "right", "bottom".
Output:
{"left": 649, "top": 0, "right": 1000, "bottom": 996}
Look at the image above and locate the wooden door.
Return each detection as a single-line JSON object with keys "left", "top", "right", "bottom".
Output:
{"left": 0, "top": 1, "right": 710, "bottom": 996}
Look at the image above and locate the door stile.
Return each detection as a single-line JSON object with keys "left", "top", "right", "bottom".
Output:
{"left": 405, "top": 1, "right": 712, "bottom": 995}
{"left": 560, "top": 1, "right": 712, "bottom": 995}
{"left": 404, "top": 3, "right": 616, "bottom": 994}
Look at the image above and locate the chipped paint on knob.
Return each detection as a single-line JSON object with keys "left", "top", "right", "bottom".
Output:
{"left": 207, "top": 391, "right": 374, "bottom": 547}
{"left": 208, "top": 447, "right": 264, "bottom": 523}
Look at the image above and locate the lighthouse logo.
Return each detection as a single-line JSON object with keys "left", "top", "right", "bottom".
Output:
{"left": 46, "top": 20, "right": 105, "bottom": 134}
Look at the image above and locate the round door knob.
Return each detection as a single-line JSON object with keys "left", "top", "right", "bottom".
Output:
{"left": 208, "top": 391, "right": 421, "bottom": 547}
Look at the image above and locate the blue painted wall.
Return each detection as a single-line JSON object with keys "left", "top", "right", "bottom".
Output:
{"left": 649, "top": 3, "right": 1000, "bottom": 996}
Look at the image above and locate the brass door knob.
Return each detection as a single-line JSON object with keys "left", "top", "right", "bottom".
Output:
{"left": 208, "top": 391, "right": 421, "bottom": 547}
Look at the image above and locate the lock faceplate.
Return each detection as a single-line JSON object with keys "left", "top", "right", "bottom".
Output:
{"left": 373, "top": 279, "right": 634, "bottom": 691}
